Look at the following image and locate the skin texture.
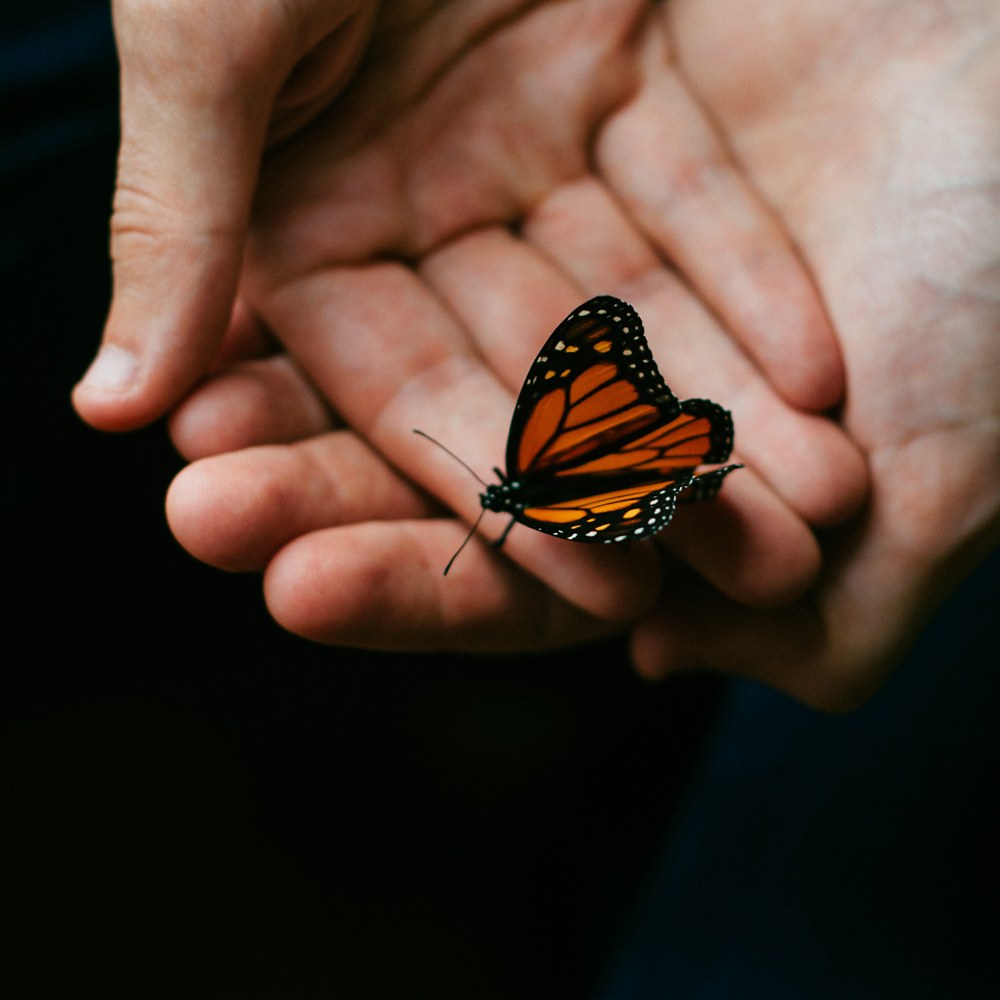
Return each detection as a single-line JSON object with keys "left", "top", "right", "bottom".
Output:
{"left": 72, "top": 0, "right": 381, "bottom": 428}
{"left": 77, "top": 0, "right": 999, "bottom": 708}
{"left": 631, "top": 0, "right": 1000, "bottom": 707}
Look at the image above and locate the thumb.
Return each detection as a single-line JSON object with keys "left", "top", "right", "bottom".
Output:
{"left": 73, "top": 1, "right": 301, "bottom": 430}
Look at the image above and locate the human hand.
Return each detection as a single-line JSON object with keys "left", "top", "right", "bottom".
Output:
{"left": 72, "top": 0, "right": 380, "bottom": 430}
{"left": 631, "top": 0, "right": 1000, "bottom": 707}
{"left": 164, "top": 0, "right": 866, "bottom": 650}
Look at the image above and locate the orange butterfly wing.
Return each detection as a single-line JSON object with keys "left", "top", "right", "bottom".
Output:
{"left": 490, "top": 297, "right": 740, "bottom": 543}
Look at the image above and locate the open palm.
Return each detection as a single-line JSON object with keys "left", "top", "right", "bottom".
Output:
{"left": 164, "top": 0, "right": 865, "bottom": 656}
{"left": 631, "top": 0, "right": 1000, "bottom": 706}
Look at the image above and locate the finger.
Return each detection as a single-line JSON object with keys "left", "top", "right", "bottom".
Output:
{"left": 256, "top": 262, "right": 663, "bottom": 623}
{"left": 634, "top": 276, "right": 867, "bottom": 529}
{"left": 169, "top": 354, "right": 333, "bottom": 460}
{"left": 663, "top": 469, "right": 820, "bottom": 608}
{"left": 73, "top": 0, "right": 373, "bottom": 432}
{"left": 166, "top": 431, "right": 436, "bottom": 572}
{"left": 595, "top": 10, "right": 844, "bottom": 412}
{"left": 420, "top": 225, "right": 820, "bottom": 607}
{"left": 73, "top": 2, "right": 273, "bottom": 430}
{"left": 419, "top": 227, "right": 589, "bottom": 393}
{"left": 264, "top": 519, "right": 616, "bottom": 651}
{"left": 521, "top": 179, "right": 868, "bottom": 528}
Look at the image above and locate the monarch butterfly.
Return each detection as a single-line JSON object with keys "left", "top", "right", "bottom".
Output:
{"left": 418, "top": 295, "right": 742, "bottom": 573}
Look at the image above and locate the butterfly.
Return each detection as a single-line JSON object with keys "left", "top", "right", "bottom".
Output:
{"left": 417, "top": 295, "right": 742, "bottom": 573}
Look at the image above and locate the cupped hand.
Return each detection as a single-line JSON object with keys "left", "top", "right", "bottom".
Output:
{"left": 631, "top": 0, "right": 1000, "bottom": 708}
{"left": 165, "top": 0, "right": 866, "bottom": 651}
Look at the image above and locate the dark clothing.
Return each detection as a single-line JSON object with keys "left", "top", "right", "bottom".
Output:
{"left": 598, "top": 547, "right": 1000, "bottom": 999}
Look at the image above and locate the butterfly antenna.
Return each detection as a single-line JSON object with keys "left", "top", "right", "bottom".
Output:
{"left": 443, "top": 508, "right": 486, "bottom": 576}
{"left": 413, "top": 429, "right": 488, "bottom": 487}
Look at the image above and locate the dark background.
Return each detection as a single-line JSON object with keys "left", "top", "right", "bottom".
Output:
{"left": 2, "top": 5, "right": 723, "bottom": 996}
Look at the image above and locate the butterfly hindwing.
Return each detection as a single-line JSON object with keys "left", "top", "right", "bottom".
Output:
{"left": 681, "top": 464, "right": 743, "bottom": 503}
{"left": 516, "top": 477, "right": 691, "bottom": 543}
{"left": 677, "top": 398, "right": 735, "bottom": 465}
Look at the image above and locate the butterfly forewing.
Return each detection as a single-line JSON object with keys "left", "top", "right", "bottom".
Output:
{"left": 505, "top": 296, "right": 682, "bottom": 480}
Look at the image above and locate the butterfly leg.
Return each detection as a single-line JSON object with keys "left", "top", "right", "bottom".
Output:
{"left": 492, "top": 516, "right": 517, "bottom": 549}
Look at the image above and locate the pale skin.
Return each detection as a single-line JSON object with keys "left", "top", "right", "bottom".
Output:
{"left": 631, "top": 0, "right": 1000, "bottom": 706}
{"left": 73, "top": 0, "right": 999, "bottom": 709}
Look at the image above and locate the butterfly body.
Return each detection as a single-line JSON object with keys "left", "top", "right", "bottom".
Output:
{"left": 480, "top": 296, "right": 742, "bottom": 545}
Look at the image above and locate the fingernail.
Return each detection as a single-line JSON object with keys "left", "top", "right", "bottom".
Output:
{"left": 81, "top": 343, "right": 140, "bottom": 393}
